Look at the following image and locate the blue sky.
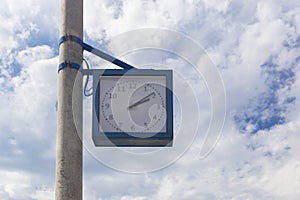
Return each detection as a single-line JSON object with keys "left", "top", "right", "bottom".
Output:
{"left": 0, "top": 0, "right": 300, "bottom": 199}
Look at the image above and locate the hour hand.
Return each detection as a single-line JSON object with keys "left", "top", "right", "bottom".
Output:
{"left": 128, "top": 92, "right": 155, "bottom": 109}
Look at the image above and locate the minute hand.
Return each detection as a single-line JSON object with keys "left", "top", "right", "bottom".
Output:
{"left": 128, "top": 92, "right": 155, "bottom": 109}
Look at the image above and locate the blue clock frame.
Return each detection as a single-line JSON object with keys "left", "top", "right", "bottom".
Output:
{"left": 91, "top": 69, "right": 173, "bottom": 147}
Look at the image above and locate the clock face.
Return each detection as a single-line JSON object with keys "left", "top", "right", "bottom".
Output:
{"left": 99, "top": 75, "right": 167, "bottom": 134}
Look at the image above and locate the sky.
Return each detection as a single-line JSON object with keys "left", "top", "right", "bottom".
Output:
{"left": 0, "top": 0, "right": 300, "bottom": 199}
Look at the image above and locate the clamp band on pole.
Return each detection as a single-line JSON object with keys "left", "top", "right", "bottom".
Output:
{"left": 58, "top": 34, "right": 83, "bottom": 72}
{"left": 58, "top": 61, "right": 81, "bottom": 72}
{"left": 59, "top": 34, "right": 83, "bottom": 46}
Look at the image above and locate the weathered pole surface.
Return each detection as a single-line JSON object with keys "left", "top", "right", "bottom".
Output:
{"left": 55, "top": 0, "right": 83, "bottom": 199}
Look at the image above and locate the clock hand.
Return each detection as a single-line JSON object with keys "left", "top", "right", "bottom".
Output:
{"left": 128, "top": 92, "right": 155, "bottom": 109}
{"left": 128, "top": 98, "right": 150, "bottom": 109}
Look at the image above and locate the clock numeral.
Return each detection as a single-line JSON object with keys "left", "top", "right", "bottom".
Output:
{"left": 129, "top": 82, "right": 136, "bottom": 89}
{"left": 144, "top": 85, "right": 147, "bottom": 92}
{"left": 105, "top": 103, "right": 110, "bottom": 109}
{"left": 109, "top": 114, "right": 114, "bottom": 120}
{"left": 117, "top": 85, "right": 125, "bottom": 92}
{"left": 144, "top": 122, "right": 148, "bottom": 127}
{"left": 109, "top": 93, "right": 117, "bottom": 99}
{"left": 153, "top": 115, "right": 157, "bottom": 120}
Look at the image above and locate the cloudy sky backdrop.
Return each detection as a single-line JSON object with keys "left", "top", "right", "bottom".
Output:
{"left": 0, "top": 0, "right": 300, "bottom": 199}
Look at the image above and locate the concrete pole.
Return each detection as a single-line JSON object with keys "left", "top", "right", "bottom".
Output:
{"left": 55, "top": 0, "right": 83, "bottom": 199}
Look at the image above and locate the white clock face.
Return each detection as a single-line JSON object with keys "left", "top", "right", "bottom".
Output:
{"left": 99, "top": 75, "right": 167, "bottom": 134}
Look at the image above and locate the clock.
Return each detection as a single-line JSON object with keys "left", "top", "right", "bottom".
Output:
{"left": 99, "top": 75, "right": 167, "bottom": 133}
{"left": 92, "top": 69, "right": 173, "bottom": 147}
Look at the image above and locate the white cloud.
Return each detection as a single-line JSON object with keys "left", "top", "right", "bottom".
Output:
{"left": 0, "top": 0, "right": 300, "bottom": 199}
{"left": 0, "top": 14, "right": 19, "bottom": 51}
{"left": 0, "top": 43, "right": 57, "bottom": 198}
{"left": 84, "top": 0, "right": 196, "bottom": 40}
{"left": 202, "top": 0, "right": 231, "bottom": 13}
{"left": 30, "top": 188, "right": 54, "bottom": 200}
{"left": 0, "top": 0, "right": 58, "bottom": 57}
{"left": 0, "top": 170, "right": 54, "bottom": 200}
{"left": 0, "top": 3, "right": 59, "bottom": 199}
{"left": 81, "top": 0, "right": 300, "bottom": 198}
{"left": 88, "top": 117, "right": 300, "bottom": 199}
{"left": 82, "top": 119, "right": 300, "bottom": 199}
{"left": 1, "top": 50, "right": 57, "bottom": 139}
